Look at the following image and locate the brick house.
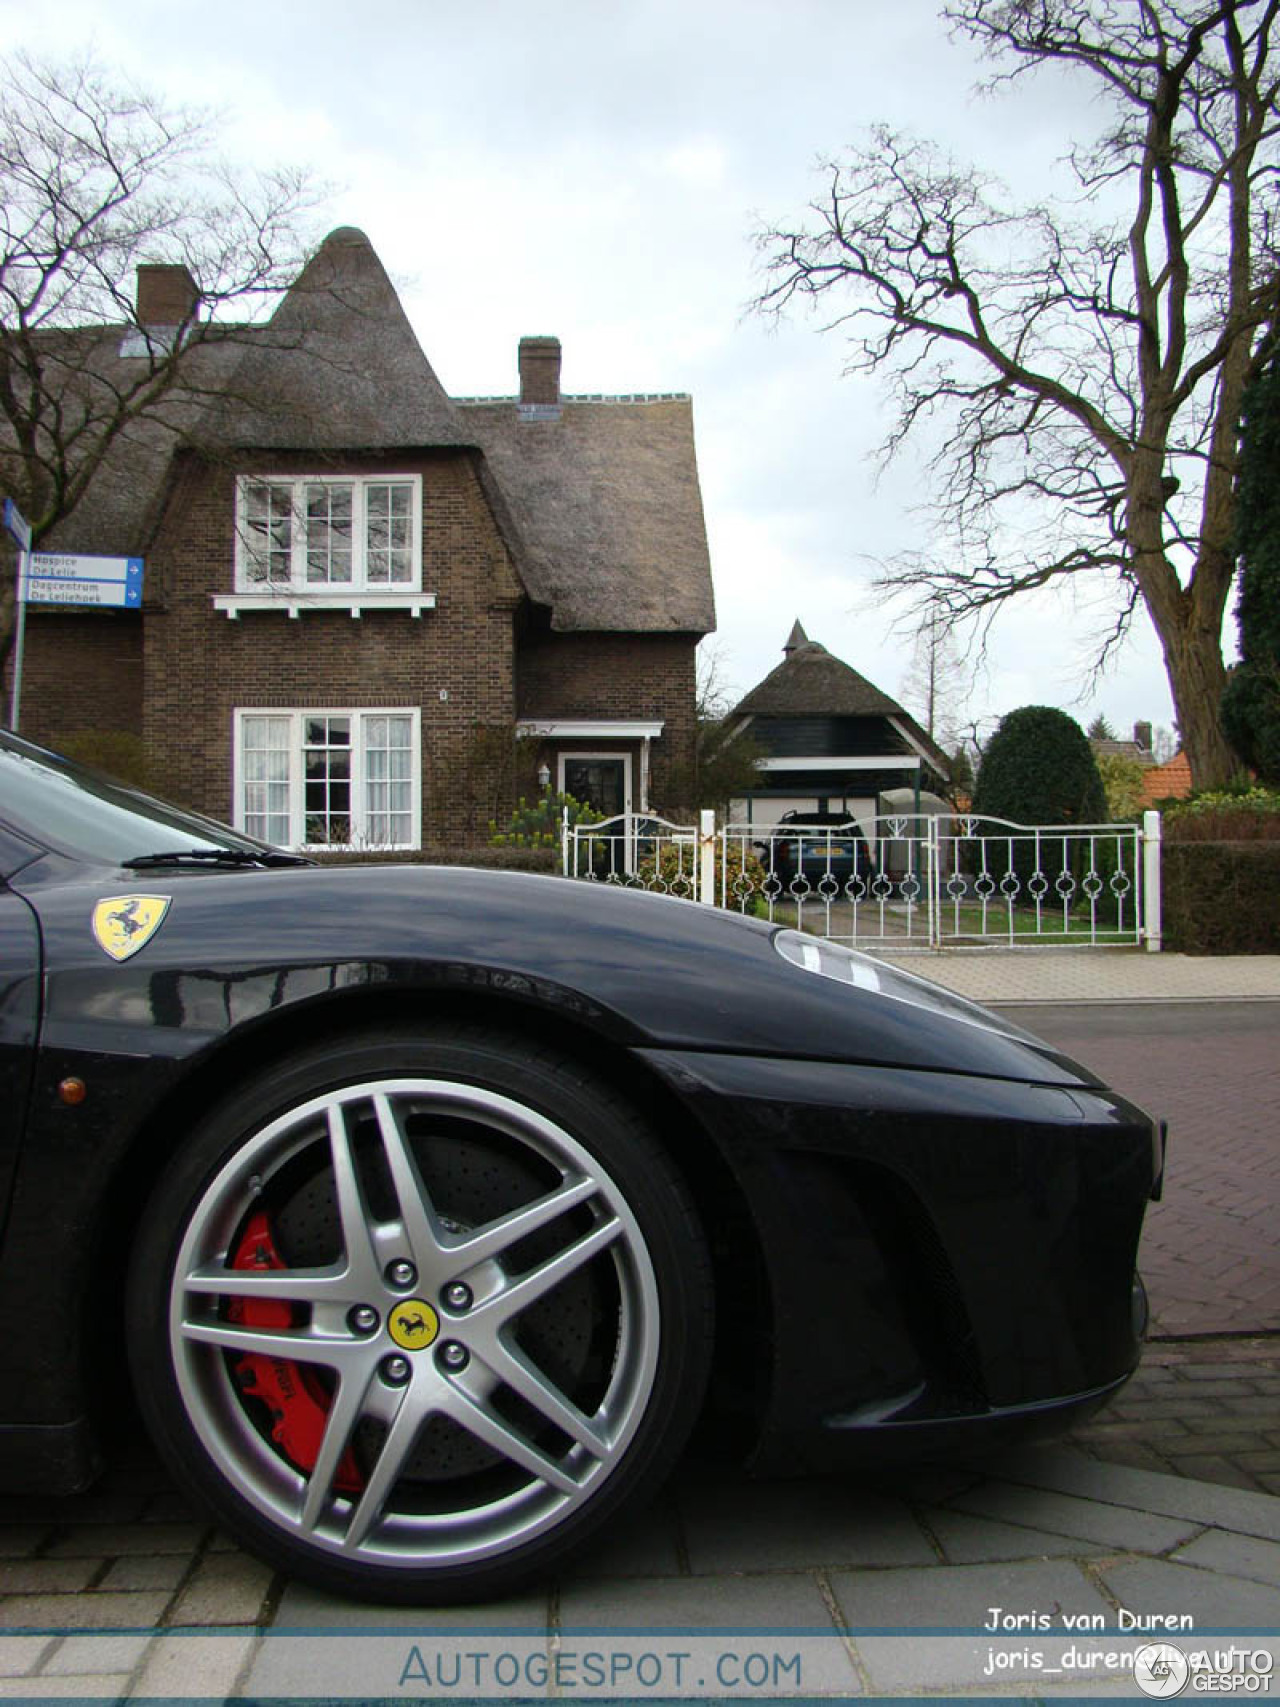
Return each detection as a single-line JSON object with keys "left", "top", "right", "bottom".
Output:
{"left": 11, "top": 228, "right": 715, "bottom": 849}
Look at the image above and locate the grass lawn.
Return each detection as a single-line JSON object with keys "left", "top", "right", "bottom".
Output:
{"left": 739, "top": 893, "right": 1138, "bottom": 945}
{"left": 936, "top": 901, "right": 1136, "bottom": 942}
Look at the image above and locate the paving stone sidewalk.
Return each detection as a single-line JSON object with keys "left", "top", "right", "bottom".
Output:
{"left": 875, "top": 947, "right": 1280, "bottom": 1004}
{"left": 1, "top": 1436, "right": 1278, "bottom": 1700}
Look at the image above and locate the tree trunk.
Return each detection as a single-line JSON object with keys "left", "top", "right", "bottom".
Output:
{"left": 1128, "top": 457, "right": 1239, "bottom": 793}
{"left": 1160, "top": 615, "right": 1239, "bottom": 791}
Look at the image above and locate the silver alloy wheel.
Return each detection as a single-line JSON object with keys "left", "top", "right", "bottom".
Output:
{"left": 168, "top": 1077, "right": 661, "bottom": 1569}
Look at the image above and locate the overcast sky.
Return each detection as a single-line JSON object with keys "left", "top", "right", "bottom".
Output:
{"left": 3, "top": 0, "right": 1187, "bottom": 747}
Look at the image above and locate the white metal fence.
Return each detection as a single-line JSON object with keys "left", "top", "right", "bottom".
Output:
{"left": 564, "top": 809, "right": 1164, "bottom": 952}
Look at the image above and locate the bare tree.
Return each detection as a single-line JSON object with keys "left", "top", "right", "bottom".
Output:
{"left": 662, "top": 641, "right": 766, "bottom": 813}
{"left": 0, "top": 51, "right": 321, "bottom": 667}
{"left": 756, "top": 0, "right": 1280, "bottom": 790}
{"left": 1153, "top": 721, "right": 1180, "bottom": 760}
{"left": 897, "top": 608, "right": 972, "bottom": 750}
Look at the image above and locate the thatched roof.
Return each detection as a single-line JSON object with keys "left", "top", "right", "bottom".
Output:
{"left": 204, "top": 228, "right": 469, "bottom": 452}
{"left": 27, "top": 328, "right": 247, "bottom": 558}
{"left": 734, "top": 636, "right": 906, "bottom": 719}
{"left": 733, "top": 633, "right": 952, "bottom": 777}
{"left": 28, "top": 228, "right": 713, "bottom": 637}
{"left": 460, "top": 395, "right": 714, "bottom": 633}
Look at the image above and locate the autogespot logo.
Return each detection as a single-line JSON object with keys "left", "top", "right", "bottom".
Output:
{"left": 1135, "top": 1643, "right": 1192, "bottom": 1698}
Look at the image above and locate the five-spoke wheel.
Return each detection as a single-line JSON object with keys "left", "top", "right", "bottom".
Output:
{"left": 128, "top": 1029, "right": 712, "bottom": 1602}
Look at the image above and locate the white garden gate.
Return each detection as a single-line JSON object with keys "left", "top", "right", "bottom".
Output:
{"left": 564, "top": 809, "right": 1163, "bottom": 952}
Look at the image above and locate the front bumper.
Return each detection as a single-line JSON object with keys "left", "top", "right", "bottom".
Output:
{"left": 641, "top": 1048, "right": 1158, "bottom": 1469}
{"left": 752, "top": 1369, "right": 1134, "bottom": 1476}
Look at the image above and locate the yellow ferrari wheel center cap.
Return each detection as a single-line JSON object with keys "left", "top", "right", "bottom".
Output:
{"left": 387, "top": 1299, "right": 440, "bottom": 1351}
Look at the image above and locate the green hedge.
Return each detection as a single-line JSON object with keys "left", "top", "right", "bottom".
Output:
{"left": 1162, "top": 788, "right": 1280, "bottom": 842}
{"left": 311, "top": 846, "right": 560, "bottom": 874}
{"left": 1163, "top": 842, "right": 1280, "bottom": 954}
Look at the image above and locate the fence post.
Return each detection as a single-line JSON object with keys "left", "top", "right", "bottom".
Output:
{"left": 698, "top": 808, "right": 716, "bottom": 906}
{"left": 1142, "top": 810, "right": 1163, "bottom": 953}
{"left": 561, "top": 806, "right": 570, "bottom": 878}
{"left": 927, "top": 815, "right": 942, "bottom": 948}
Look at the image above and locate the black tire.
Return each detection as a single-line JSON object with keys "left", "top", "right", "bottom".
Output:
{"left": 126, "top": 1027, "right": 713, "bottom": 1603}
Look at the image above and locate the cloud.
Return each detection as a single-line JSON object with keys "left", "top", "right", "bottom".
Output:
{"left": 657, "top": 139, "right": 730, "bottom": 187}
{"left": 0, "top": 0, "right": 1182, "bottom": 738}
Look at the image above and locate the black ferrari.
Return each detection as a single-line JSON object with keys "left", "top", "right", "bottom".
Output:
{"left": 0, "top": 730, "right": 1163, "bottom": 1602}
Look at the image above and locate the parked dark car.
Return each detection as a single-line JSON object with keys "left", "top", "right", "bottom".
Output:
{"left": 0, "top": 731, "right": 1163, "bottom": 1603}
{"left": 755, "top": 809, "right": 878, "bottom": 892}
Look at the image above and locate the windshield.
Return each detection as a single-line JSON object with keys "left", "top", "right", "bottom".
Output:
{"left": 0, "top": 730, "right": 281, "bottom": 868}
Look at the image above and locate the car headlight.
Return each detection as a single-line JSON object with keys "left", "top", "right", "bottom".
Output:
{"left": 772, "top": 929, "right": 1022, "bottom": 1039}
{"left": 773, "top": 931, "right": 884, "bottom": 990}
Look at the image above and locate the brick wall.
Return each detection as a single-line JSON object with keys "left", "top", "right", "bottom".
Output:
{"left": 13, "top": 611, "right": 143, "bottom": 748}
{"left": 517, "top": 630, "right": 698, "bottom": 799}
{"left": 141, "top": 448, "right": 522, "bottom": 843}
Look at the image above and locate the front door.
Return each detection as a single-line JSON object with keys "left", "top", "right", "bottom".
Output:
{"left": 562, "top": 756, "right": 628, "bottom": 817}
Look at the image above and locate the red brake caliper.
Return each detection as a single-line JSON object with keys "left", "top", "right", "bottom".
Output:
{"left": 229, "top": 1210, "right": 363, "bottom": 1493}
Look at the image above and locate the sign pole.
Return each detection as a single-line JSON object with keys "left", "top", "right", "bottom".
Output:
{"left": 8, "top": 549, "right": 27, "bottom": 732}
{"left": 3, "top": 500, "right": 33, "bottom": 734}
{"left": 2, "top": 502, "right": 145, "bottom": 731}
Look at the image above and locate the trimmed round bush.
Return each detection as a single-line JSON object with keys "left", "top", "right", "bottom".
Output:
{"left": 973, "top": 706, "right": 1108, "bottom": 826}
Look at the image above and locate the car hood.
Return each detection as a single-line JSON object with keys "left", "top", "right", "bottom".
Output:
{"left": 20, "top": 859, "right": 1100, "bottom": 1088}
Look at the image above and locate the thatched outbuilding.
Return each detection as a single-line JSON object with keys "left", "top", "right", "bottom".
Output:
{"left": 726, "top": 626, "right": 951, "bottom": 847}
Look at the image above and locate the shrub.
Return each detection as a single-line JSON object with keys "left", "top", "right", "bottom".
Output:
{"left": 1163, "top": 842, "right": 1280, "bottom": 953}
{"left": 971, "top": 706, "right": 1109, "bottom": 889}
{"left": 1163, "top": 787, "right": 1280, "bottom": 842}
{"left": 973, "top": 706, "right": 1108, "bottom": 826}
{"left": 488, "top": 792, "right": 602, "bottom": 850}
{"left": 1221, "top": 354, "right": 1280, "bottom": 782}
{"left": 1095, "top": 752, "right": 1147, "bottom": 821}
{"left": 313, "top": 845, "right": 560, "bottom": 872}
{"left": 637, "top": 838, "right": 766, "bottom": 905}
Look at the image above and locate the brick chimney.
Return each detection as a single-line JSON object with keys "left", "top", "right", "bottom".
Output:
{"left": 518, "top": 336, "right": 562, "bottom": 406}
{"left": 1133, "top": 720, "right": 1153, "bottom": 754}
{"left": 136, "top": 264, "right": 199, "bottom": 326}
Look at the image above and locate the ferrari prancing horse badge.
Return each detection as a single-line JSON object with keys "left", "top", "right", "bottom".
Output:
{"left": 92, "top": 895, "right": 172, "bottom": 962}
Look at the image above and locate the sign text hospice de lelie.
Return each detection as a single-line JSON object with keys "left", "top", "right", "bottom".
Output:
{"left": 22, "top": 553, "right": 144, "bottom": 608}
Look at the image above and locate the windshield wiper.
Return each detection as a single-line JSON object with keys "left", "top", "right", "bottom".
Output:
{"left": 122, "top": 847, "right": 313, "bottom": 869}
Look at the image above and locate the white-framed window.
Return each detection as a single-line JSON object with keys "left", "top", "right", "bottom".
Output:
{"left": 234, "top": 709, "right": 421, "bottom": 851}
{"left": 234, "top": 475, "right": 422, "bottom": 593}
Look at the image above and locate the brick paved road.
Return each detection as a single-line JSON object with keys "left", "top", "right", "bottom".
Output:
{"left": 997, "top": 1000, "right": 1280, "bottom": 1498}
{"left": 1068, "top": 1336, "right": 1280, "bottom": 1497}
{"left": 997, "top": 1001, "right": 1280, "bottom": 1339}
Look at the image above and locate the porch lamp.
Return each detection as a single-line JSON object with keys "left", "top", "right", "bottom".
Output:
{"left": 537, "top": 762, "right": 551, "bottom": 792}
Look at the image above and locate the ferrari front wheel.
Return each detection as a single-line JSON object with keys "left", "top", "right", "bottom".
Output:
{"left": 127, "top": 1029, "right": 713, "bottom": 1602}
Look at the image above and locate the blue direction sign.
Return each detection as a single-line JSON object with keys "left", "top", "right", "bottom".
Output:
{"left": 3, "top": 498, "right": 31, "bottom": 551}
{"left": 23, "top": 553, "right": 144, "bottom": 608}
